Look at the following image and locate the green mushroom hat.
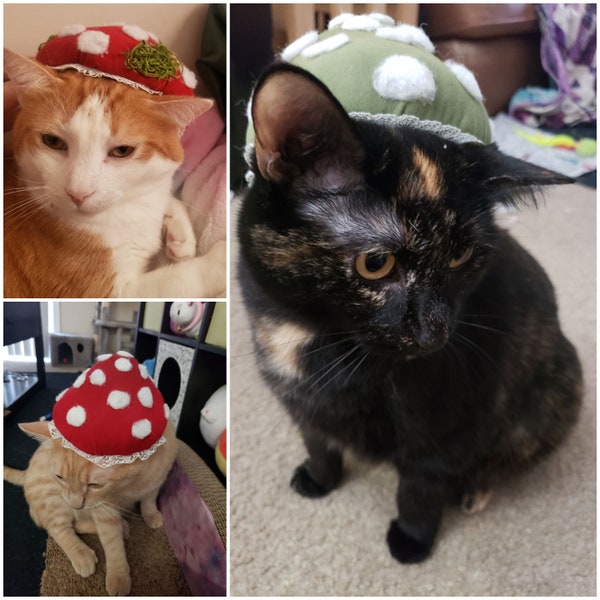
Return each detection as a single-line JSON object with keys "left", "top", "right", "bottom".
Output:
{"left": 247, "top": 12, "right": 492, "bottom": 153}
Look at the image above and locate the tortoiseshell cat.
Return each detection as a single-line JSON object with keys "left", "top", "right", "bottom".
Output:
{"left": 238, "top": 64, "right": 582, "bottom": 563}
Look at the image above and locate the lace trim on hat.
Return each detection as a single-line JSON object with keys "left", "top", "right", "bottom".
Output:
{"left": 48, "top": 420, "right": 167, "bottom": 468}
{"left": 47, "top": 63, "right": 163, "bottom": 95}
{"left": 349, "top": 112, "right": 486, "bottom": 145}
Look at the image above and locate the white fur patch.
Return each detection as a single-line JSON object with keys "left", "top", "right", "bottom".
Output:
{"left": 132, "top": 419, "right": 152, "bottom": 440}
{"left": 376, "top": 25, "right": 435, "bottom": 54}
{"left": 117, "top": 351, "right": 133, "bottom": 357}
{"left": 445, "top": 60, "right": 484, "bottom": 102}
{"left": 107, "top": 390, "right": 131, "bottom": 410}
{"left": 302, "top": 33, "right": 350, "bottom": 58}
{"left": 66, "top": 405, "right": 86, "bottom": 427}
{"left": 89, "top": 369, "right": 106, "bottom": 386}
{"left": 164, "top": 404, "right": 170, "bottom": 420}
{"left": 114, "top": 357, "right": 133, "bottom": 372}
{"left": 137, "top": 386, "right": 154, "bottom": 408}
{"left": 281, "top": 30, "right": 319, "bottom": 61}
{"left": 373, "top": 55, "right": 436, "bottom": 102}
{"left": 58, "top": 24, "right": 86, "bottom": 37}
{"left": 77, "top": 30, "right": 110, "bottom": 55}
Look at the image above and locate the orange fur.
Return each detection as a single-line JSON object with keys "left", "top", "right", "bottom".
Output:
{"left": 4, "top": 157, "right": 116, "bottom": 297}
{"left": 4, "top": 420, "right": 178, "bottom": 595}
{"left": 4, "top": 52, "right": 213, "bottom": 298}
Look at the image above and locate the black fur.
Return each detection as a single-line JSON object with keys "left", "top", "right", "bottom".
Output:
{"left": 238, "top": 64, "right": 582, "bottom": 564}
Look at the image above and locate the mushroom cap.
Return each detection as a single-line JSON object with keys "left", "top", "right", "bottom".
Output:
{"left": 35, "top": 24, "right": 197, "bottom": 96}
{"left": 50, "top": 352, "right": 169, "bottom": 466}
{"left": 246, "top": 14, "right": 491, "bottom": 148}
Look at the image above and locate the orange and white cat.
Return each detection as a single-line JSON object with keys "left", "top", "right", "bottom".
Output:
{"left": 4, "top": 48, "right": 226, "bottom": 298}
{"left": 4, "top": 419, "right": 178, "bottom": 596}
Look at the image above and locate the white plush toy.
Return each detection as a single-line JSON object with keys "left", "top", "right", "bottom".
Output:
{"left": 169, "top": 301, "right": 204, "bottom": 339}
{"left": 199, "top": 385, "right": 227, "bottom": 448}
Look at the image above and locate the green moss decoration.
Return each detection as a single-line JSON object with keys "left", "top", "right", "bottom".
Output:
{"left": 123, "top": 41, "right": 180, "bottom": 80}
{"left": 38, "top": 34, "right": 57, "bottom": 52}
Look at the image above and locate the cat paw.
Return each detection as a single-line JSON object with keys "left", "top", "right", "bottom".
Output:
{"left": 386, "top": 520, "right": 432, "bottom": 564}
{"left": 290, "top": 463, "right": 331, "bottom": 498}
{"left": 106, "top": 569, "right": 131, "bottom": 596}
{"left": 164, "top": 214, "right": 197, "bottom": 262}
{"left": 461, "top": 489, "right": 494, "bottom": 515}
{"left": 71, "top": 545, "right": 98, "bottom": 577}
{"left": 143, "top": 510, "right": 164, "bottom": 529}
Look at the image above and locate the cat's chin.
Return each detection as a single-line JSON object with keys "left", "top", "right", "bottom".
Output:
{"left": 361, "top": 341, "right": 444, "bottom": 362}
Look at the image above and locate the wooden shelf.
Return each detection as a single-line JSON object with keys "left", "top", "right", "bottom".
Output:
{"left": 134, "top": 302, "right": 226, "bottom": 485}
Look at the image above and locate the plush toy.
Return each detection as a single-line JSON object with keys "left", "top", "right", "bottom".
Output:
{"left": 246, "top": 12, "right": 491, "bottom": 169}
{"left": 49, "top": 351, "right": 170, "bottom": 467}
{"left": 35, "top": 24, "right": 197, "bottom": 96}
{"left": 215, "top": 429, "right": 226, "bottom": 477}
{"left": 169, "top": 301, "right": 204, "bottom": 338}
{"left": 199, "top": 385, "right": 226, "bottom": 448}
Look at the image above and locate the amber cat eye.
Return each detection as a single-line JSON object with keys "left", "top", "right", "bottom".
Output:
{"left": 41, "top": 134, "right": 67, "bottom": 151}
{"left": 355, "top": 252, "right": 396, "bottom": 280}
{"left": 449, "top": 247, "right": 474, "bottom": 270}
{"left": 109, "top": 145, "right": 135, "bottom": 158}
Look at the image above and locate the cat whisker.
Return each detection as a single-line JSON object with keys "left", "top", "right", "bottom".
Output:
{"left": 455, "top": 319, "right": 507, "bottom": 336}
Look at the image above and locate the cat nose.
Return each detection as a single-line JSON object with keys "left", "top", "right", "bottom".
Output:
{"left": 66, "top": 189, "right": 94, "bottom": 207}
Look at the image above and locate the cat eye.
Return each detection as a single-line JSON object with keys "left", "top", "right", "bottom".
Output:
{"left": 109, "top": 145, "right": 135, "bottom": 158}
{"left": 449, "top": 247, "right": 474, "bottom": 270}
{"left": 355, "top": 252, "right": 396, "bottom": 280}
{"left": 41, "top": 134, "right": 67, "bottom": 151}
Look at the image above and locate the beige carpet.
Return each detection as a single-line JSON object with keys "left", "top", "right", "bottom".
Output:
{"left": 230, "top": 183, "right": 596, "bottom": 596}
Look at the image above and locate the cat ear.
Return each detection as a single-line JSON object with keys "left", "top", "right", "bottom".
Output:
{"left": 18, "top": 421, "right": 52, "bottom": 442}
{"left": 466, "top": 143, "right": 574, "bottom": 208}
{"left": 4, "top": 48, "right": 61, "bottom": 96}
{"left": 250, "top": 63, "right": 364, "bottom": 185}
{"left": 153, "top": 96, "right": 214, "bottom": 134}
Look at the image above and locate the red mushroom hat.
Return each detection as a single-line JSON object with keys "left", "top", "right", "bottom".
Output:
{"left": 48, "top": 351, "right": 170, "bottom": 467}
{"left": 35, "top": 24, "right": 197, "bottom": 96}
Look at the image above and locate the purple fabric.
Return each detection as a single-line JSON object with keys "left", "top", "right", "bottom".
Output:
{"left": 509, "top": 4, "right": 596, "bottom": 128}
{"left": 158, "top": 461, "right": 226, "bottom": 596}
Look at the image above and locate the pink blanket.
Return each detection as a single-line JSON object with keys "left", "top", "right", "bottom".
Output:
{"left": 175, "top": 105, "right": 226, "bottom": 255}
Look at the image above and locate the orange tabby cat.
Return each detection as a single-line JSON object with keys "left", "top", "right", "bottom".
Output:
{"left": 4, "top": 420, "right": 178, "bottom": 596}
{"left": 4, "top": 48, "right": 226, "bottom": 298}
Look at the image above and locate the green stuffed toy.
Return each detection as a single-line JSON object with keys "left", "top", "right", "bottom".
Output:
{"left": 247, "top": 12, "right": 491, "bottom": 151}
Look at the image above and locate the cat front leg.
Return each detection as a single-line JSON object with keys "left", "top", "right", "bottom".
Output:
{"left": 291, "top": 429, "right": 343, "bottom": 497}
{"left": 92, "top": 509, "right": 131, "bottom": 596}
{"left": 118, "top": 239, "right": 226, "bottom": 298}
{"left": 140, "top": 489, "right": 164, "bottom": 529}
{"left": 48, "top": 524, "right": 98, "bottom": 577}
{"left": 163, "top": 196, "right": 197, "bottom": 262}
{"left": 386, "top": 473, "right": 449, "bottom": 564}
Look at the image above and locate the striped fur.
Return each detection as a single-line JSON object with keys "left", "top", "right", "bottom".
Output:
{"left": 4, "top": 420, "right": 177, "bottom": 595}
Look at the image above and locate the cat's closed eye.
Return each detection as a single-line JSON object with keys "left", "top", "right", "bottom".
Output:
{"left": 355, "top": 252, "right": 396, "bottom": 280}
{"left": 41, "top": 134, "right": 67, "bottom": 151}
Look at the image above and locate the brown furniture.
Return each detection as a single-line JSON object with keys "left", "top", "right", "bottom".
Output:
{"left": 421, "top": 4, "right": 547, "bottom": 115}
